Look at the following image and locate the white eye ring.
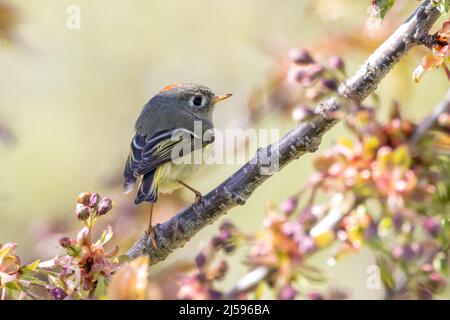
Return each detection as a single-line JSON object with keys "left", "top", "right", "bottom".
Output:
{"left": 188, "top": 95, "right": 206, "bottom": 108}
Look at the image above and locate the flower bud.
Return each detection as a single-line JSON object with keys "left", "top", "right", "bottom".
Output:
{"left": 289, "top": 48, "right": 314, "bottom": 64}
{"left": 196, "top": 273, "right": 207, "bottom": 283}
{"left": 223, "top": 243, "right": 236, "bottom": 253}
{"left": 219, "top": 230, "right": 232, "bottom": 243}
{"left": 298, "top": 236, "right": 315, "bottom": 255}
{"left": 416, "top": 287, "right": 433, "bottom": 300}
{"left": 67, "top": 244, "right": 81, "bottom": 257}
{"left": 214, "top": 260, "right": 228, "bottom": 280}
{"left": 393, "top": 213, "right": 403, "bottom": 231}
{"left": 58, "top": 236, "right": 72, "bottom": 249}
{"left": 308, "top": 292, "right": 324, "bottom": 300}
{"left": 280, "top": 196, "right": 298, "bottom": 215}
{"left": 77, "top": 227, "right": 91, "bottom": 247}
{"left": 210, "top": 236, "right": 223, "bottom": 249}
{"left": 89, "top": 192, "right": 100, "bottom": 208}
{"left": 50, "top": 287, "right": 67, "bottom": 300}
{"left": 195, "top": 251, "right": 207, "bottom": 268}
{"left": 329, "top": 55, "right": 345, "bottom": 71}
{"left": 279, "top": 284, "right": 297, "bottom": 300}
{"left": 392, "top": 244, "right": 416, "bottom": 261}
{"left": 320, "top": 79, "right": 338, "bottom": 91}
{"left": 97, "top": 197, "right": 113, "bottom": 215}
{"left": 421, "top": 263, "right": 434, "bottom": 273}
{"left": 219, "top": 221, "right": 235, "bottom": 233}
{"left": 427, "top": 272, "right": 446, "bottom": 294}
{"left": 76, "top": 204, "right": 90, "bottom": 221}
{"left": 364, "top": 221, "right": 378, "bottom": 241}
{"left": 295, "top": 64, "right": 324, "bottom": 86}
{"left": 207, "top": 289, "right": 222, "bottom": 300}
{"left": 423, "top": 218, "right": 440, "bottom": 237}
{"left": 77, "top": 192, "right": 92, "bottom": 206}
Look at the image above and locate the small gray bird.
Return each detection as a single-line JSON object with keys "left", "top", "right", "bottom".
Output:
{"left": 123, "top": 83, "right": 232, "bottom": 236}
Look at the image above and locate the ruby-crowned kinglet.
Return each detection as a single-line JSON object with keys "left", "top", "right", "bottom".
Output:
{"left": 123, "top": 83, "right": 231, "bottom": 233}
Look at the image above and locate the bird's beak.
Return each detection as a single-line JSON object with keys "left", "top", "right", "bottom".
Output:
{"left": 213, "top": 93, "right": 232, "bottom": 106}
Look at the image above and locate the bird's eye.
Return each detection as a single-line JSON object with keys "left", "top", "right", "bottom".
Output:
{"left": 189, "top": 95, "right": 204, "bottom": 108}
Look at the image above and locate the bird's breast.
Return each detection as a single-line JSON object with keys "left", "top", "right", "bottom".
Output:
{"left": 157, "top": 144, "right": 212, "bottom": 194}
{"left": 158, "top": 162, "right": 201, "bottom": 194}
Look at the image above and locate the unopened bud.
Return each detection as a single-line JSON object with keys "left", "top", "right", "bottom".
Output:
{"left": 77, "top": 192, "right": 92, "bottom": 206}
{"left": 320, "top": 79, "right": 338, "bottom": 91}
{"left": 423, "top": 218, "right": 441, "bottom": 237}
{"left": 67, "top": 244, "right": 81, "bottom": 257}
{"left": 50, "top": 287, "right": 68, "bottom": 300}
{"left": 289, "top": 48, "right": 314, "bottom": 64}
{"left": 214, "top": 260, "right": 228, "bottom": 280}
{"left": 427, "top": 272, "right": 446, "bottom": 294}
{"left": 195, "top": 251, "right": 207, "bottom": 268}
{"left": 58, "top": 236, "right": 72, "bottom": 249}
{"left": 224, "top": 243, "right": 236, "bottom": 253}
{"left": 89, "top": 193, "right": 100, "bottom": 208}
{"left": 210, "top": 236, "right": 223, "bottom": 249}
{"left": 279, "top": 284, "right": 297, "bottom": 300}
{"left": 219, "top": 221, "right": 235, "bottom": 233}
{"left": 280, "top": 196, "right": 298, "bottom": 215}
{"left": 97, "top": 197, "right": 113, "bottom": 215}
{"left": 329, "top": 55, "right": 345, "bottom": 71}
{"left": 308, "top": 292, "right": 324, "bottom": 300}
{"left": 77, "top": 227, "right": 91, "bottom": 247}
{"left": 76, "top": 204, "right": 91, "bottom": 221}
{"left": 208, "top": 289, "right": 222, "bottom": 300}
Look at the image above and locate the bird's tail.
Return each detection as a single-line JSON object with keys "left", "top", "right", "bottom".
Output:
{"left": 135, "top": 166, "right": 162, "bottom": 205}
{"left": 123, "top": 154, "right": 137, "bottom": 194}
{"left": 124, "top": 134, "right": 147, "bottom": 194}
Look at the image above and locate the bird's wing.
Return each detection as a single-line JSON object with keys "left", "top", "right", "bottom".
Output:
{"left": 123, "top": 128, "right": 213, "bottom": 201}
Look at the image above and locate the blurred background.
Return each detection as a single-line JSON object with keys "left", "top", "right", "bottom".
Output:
{"left": 0, "top": 0, "right": 448, "bottom": 299}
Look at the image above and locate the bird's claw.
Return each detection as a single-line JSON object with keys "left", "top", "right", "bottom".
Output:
{"left": 145, "top": 225, "right": 158, "bottom": 249}
{"left": 194, "top": 194, "right": 203, "bottom": 204}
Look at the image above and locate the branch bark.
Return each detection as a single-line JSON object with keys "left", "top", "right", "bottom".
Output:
{"left": 126, "top": 0, "right": 441, "bottom": 264}
{"left": 409, "top": 88, "right": 450, "bottom": 145}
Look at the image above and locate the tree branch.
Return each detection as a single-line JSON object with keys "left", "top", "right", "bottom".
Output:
{"left": 409, "top": 88, "right": 450, "bottom": 145}
{"left": 126, "top": 0, "right": 441, "bottom": 264}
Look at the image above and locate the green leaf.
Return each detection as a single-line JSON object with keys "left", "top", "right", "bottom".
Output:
{"left": 434, "top": 156, "right": 450, "bottom": 202}
{"left": 375, "top": 0, "right": 396, "bottom": 19}
{"left": 433, "top": 252, "right": 448, "bottom": 275}
{"left": 377, "top": 257, "right": 395, "bottom": 289}
{"left": 0, "top": 243, "right": 16, "bottom": 265}
{"left": 434, "top": 0, "right": 450, "bottom": 14}
{"left": 254, "top": 281, "right": 265, "bottom": 300}
{"left": 21, "top": 260, "right": 40, "bottom": 272}
{"left": 392, "top": 145, "right": 411, "bottom": 168}
{"left": 20, "top": 275, "right": 48, "bottom": 287}
{"left": 4, "top": 280, "right": 22, "bottom": 291}
{"left": 299, "top": 265, "right": 327, "bottom": 283}
{"left": 93, "top": 275, "right": 107, "bottom": 298}
{"left": 48, "top": 274, "right": 67, "bottom": 290}
{"left": 96, "top": 225, "right": 113, "bottom": 246}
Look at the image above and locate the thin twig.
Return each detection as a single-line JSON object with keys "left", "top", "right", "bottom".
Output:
{"left": 409, "top": 89, "right": 450, "bottom": 145}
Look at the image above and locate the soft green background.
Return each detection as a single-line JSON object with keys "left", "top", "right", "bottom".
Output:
{"left": 0, "top": 0, "right": 448, "bottom": 299}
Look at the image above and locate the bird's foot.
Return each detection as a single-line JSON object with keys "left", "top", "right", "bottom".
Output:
{"left": 194, "top": 192, "right": 203, "bottom": 204}
{"left": 179, "top": 180, "right": 203, "bottom": 204}
{"left": 145, "top": 225, "right": 158, "bottom": 249}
